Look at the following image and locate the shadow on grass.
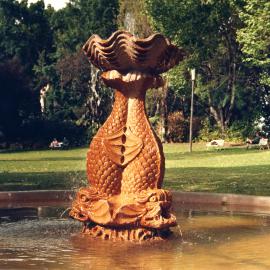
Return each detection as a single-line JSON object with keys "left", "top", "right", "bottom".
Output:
{"left": 164, "top": 164, "right": 270, "bottom": 196}
{"left": 1, "top": 163, "right": 270, "bottom": 196}
{"left": 165, "top": 147, "right": 267, "bottom": 160}
{"left": 0, "top": 147, "right": 87, "bottom": 154}
{"left": 0, "top": 157, "right": 85, "bottom": 162}
{"left": 0, "top": 171, "right": 87, "bottom": 191}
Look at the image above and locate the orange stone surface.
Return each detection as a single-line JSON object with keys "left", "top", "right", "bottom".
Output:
{"left": 69, "top": 31, "right": 185, "bottom": 241}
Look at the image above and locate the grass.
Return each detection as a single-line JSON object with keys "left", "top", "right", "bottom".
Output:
{"left": 0, "top": 148, "right": 87, "bottom": 191}
{"left": 0, "top": 143, "right": 270, "bottom": 196}
{"left": 164, "top": 144, "right": 270, "bottom": 195}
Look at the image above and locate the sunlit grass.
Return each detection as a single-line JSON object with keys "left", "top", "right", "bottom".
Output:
{"left": 164, "top": 143, "right": 270, "bottom": 195}
{"left": 0, "top": 144, "right": 270, "bottom": 195}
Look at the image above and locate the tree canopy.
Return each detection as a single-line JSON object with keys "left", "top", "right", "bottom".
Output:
{"left": 145, "top": 0, "right": 267, "bottom": 135}
{"left": 0, "top": 0, "right": 269, "bottom": 146}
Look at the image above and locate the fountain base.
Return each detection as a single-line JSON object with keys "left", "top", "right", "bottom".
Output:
{"left": 69, "top": 186, "right": 177, "bottom": 241}
{"left": 82, "top": 223, "right": 172, "bottom": 241}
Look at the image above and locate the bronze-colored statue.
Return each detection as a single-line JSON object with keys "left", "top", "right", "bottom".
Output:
{"left": 70, "top": 31, "right": 185, "bottom": 241}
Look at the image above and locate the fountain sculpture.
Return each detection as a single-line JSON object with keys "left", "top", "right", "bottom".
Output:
{"left": 70, "top": 30, "right": 185, "bottom": 240}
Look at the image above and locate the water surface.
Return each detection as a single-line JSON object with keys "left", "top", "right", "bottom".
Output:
{"left": 0, "top": 207, "right": 270, "bottom": 270}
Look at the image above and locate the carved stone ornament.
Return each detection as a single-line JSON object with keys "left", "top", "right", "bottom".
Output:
{"left": 69, "top": 30, "right": 185, "bottom": 241}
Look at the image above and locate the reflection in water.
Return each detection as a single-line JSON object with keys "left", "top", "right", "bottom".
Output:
{"left": 0, "top": 208, "right": 270, "bottom": 270}
{"left": 0, "top": 206, "right": 68, "bottom": 222}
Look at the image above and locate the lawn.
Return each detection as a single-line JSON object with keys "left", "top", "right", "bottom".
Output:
{"left": 0, "top": 144, "right": 270, "bottom": 196}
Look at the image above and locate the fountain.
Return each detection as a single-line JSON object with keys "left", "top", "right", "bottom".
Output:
{"left": 2, "top": 31, "right": 270, "bottom": 269}
{"left": 69, "top": 30, "right": 185, "bottom": 240}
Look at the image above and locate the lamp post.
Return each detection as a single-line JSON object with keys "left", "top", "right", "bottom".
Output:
{"left": 189, "top": 69, "right": 196, "bottom": 153}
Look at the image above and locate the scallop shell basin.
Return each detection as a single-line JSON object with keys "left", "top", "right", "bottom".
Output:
{"left": 83, "top": 30, "right": 185, "bottom": 74}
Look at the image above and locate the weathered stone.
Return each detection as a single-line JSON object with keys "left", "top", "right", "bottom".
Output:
{"left": 69, "top": 30, "right": 185, "bottom": 241}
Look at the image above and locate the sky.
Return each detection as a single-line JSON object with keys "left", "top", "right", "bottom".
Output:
{"left": 28, "top": 0, "right": 69, "bottom": 10}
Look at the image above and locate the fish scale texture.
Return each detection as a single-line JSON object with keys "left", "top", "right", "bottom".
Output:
{"left": 122, "top": 96, "right": 164, "bottom": 194}
{"left": 86, "top": 90, "right": 127, "bottom": 196}
{"left": 87, "top": 89, "right": 164, "bottom": 197}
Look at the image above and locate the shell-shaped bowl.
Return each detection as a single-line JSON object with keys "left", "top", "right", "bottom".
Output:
{"left": 83, "top": 30, "right": 185, "bottom": 74}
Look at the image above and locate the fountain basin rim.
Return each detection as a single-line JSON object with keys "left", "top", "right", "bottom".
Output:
{"left": 0, "top": 190, "right": 73, "bottom": 207}
{"left": 0, "top": 190, "right": 270, "bottom": 214}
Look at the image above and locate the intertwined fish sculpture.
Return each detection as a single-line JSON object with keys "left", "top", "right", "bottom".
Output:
{"left": 70, "top": 30, "right": 185, "bottom": 241}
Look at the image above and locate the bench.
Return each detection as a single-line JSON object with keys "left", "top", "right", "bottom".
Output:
{"left": 206, "top": 139, "right": 225, "bottom": 150}
{"left": 49, "top": 141, "right": 69, "bottom": 150}
{"left": 247, "top": 138, "right": 269, "bottom": 150}
{"left": 259, "top": 138, "right": 269, "bottom": 150}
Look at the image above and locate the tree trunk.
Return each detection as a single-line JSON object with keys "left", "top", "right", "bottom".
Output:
{"left": 209, "top": 105, "right": 226, "bottom": 134}
{"left": 225, "top": 62, "right": 236, "bottom": 127}
{"left": 204, "top": 26, "right": 238, "bottom": 132}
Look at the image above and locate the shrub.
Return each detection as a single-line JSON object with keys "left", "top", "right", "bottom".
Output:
{"left": 167, "top": 111, "right": 189, "bottom": 142}
{"left": 198, "top": 119, "right": 251, "bottom": 142}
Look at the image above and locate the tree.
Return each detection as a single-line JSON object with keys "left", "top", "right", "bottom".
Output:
{"left": 0, "top": 0, "right": 53, "bottom": 142}
{"left": 0, "top": 0, "right": 120, "bottom": 144}
{"left": 145, "top": 0, "right": 250, "bottom": 133}
{"left": 0, "top": 0, "right": 53, "bottom": 71}
{"left": 237, "top": 0, "right": 270, "bottom": 132}
{"left": 45, "top": 51, "right": 112, "bottom": 129}
{"left": 42, "top": 0, "right": 119, "bottom": 140}
{"left": 0, "top": 58, "right": 38, "bottom": 141}
{"left": 49, "top": 0, "right": 119, "bottom": 58}
{"left": 237, "top": 0, "right": 270, "bottom": 71}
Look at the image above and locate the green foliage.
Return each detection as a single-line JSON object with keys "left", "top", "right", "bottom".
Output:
{"left": 0, "top": 0, "right": 54, "bottom": 143}
{"left": 260, "top": 72, "right": 270, "bottom": 87}
{"left": 42, "top": 0, "right": 118, "bottom": 141}
{"left": 46, "top": 52, "right": 90, "bottom": 120}
{"left": 237, "top": 0, "right": 270, "bottom": 132}
{"left": 0, "top": 0, "right": 269, "bottom": 144}
{"left": 146, "top": 88, "right": 163, "bottom": 117}
{"left": 167, "top": 65, "right": 189, "bottom": 96}
{"left": 198, "top": 119, "right": 252, "bottom": 142}
{"left": 0, "top": 0, "right": 53, "bottom": 70}
{"left": 237, "top": 0, "right": 270, "bottom": 68}
{"left": 149, "top": 115, "right": 160, "bottom": 129}
{"left": 43, "top": 51, "right": 113, "bottom": 138}
{"left": 145, "top": 0, "right": 243, "bottom": 58}
{"left": 0, "top": 0, "right": 119, "bottom": 144}
{"left": 50, "top": 0, "right": 119, "bottom": 58}
{"left": 0, "top": 58, "right": 39, "bottom": 141}
{"left": 145, "top": 0, "right": 256, "bottom": 132}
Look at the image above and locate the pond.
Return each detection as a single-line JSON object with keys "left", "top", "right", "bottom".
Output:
{"left": 0, "top": 204, "right": 270, "bottom": 270}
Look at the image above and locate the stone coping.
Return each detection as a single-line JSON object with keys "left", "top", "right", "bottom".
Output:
{"left": 0, "top": 190, "right": 74, "bottom": 203}
{"left": 171, "top": 191, "right": 270, "bottom": 215}
{"left": 171, "top": 191, "right": 270, "bottom": 208}
{"left": 0, "top": 190, "right": 270, "bottom": 213}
